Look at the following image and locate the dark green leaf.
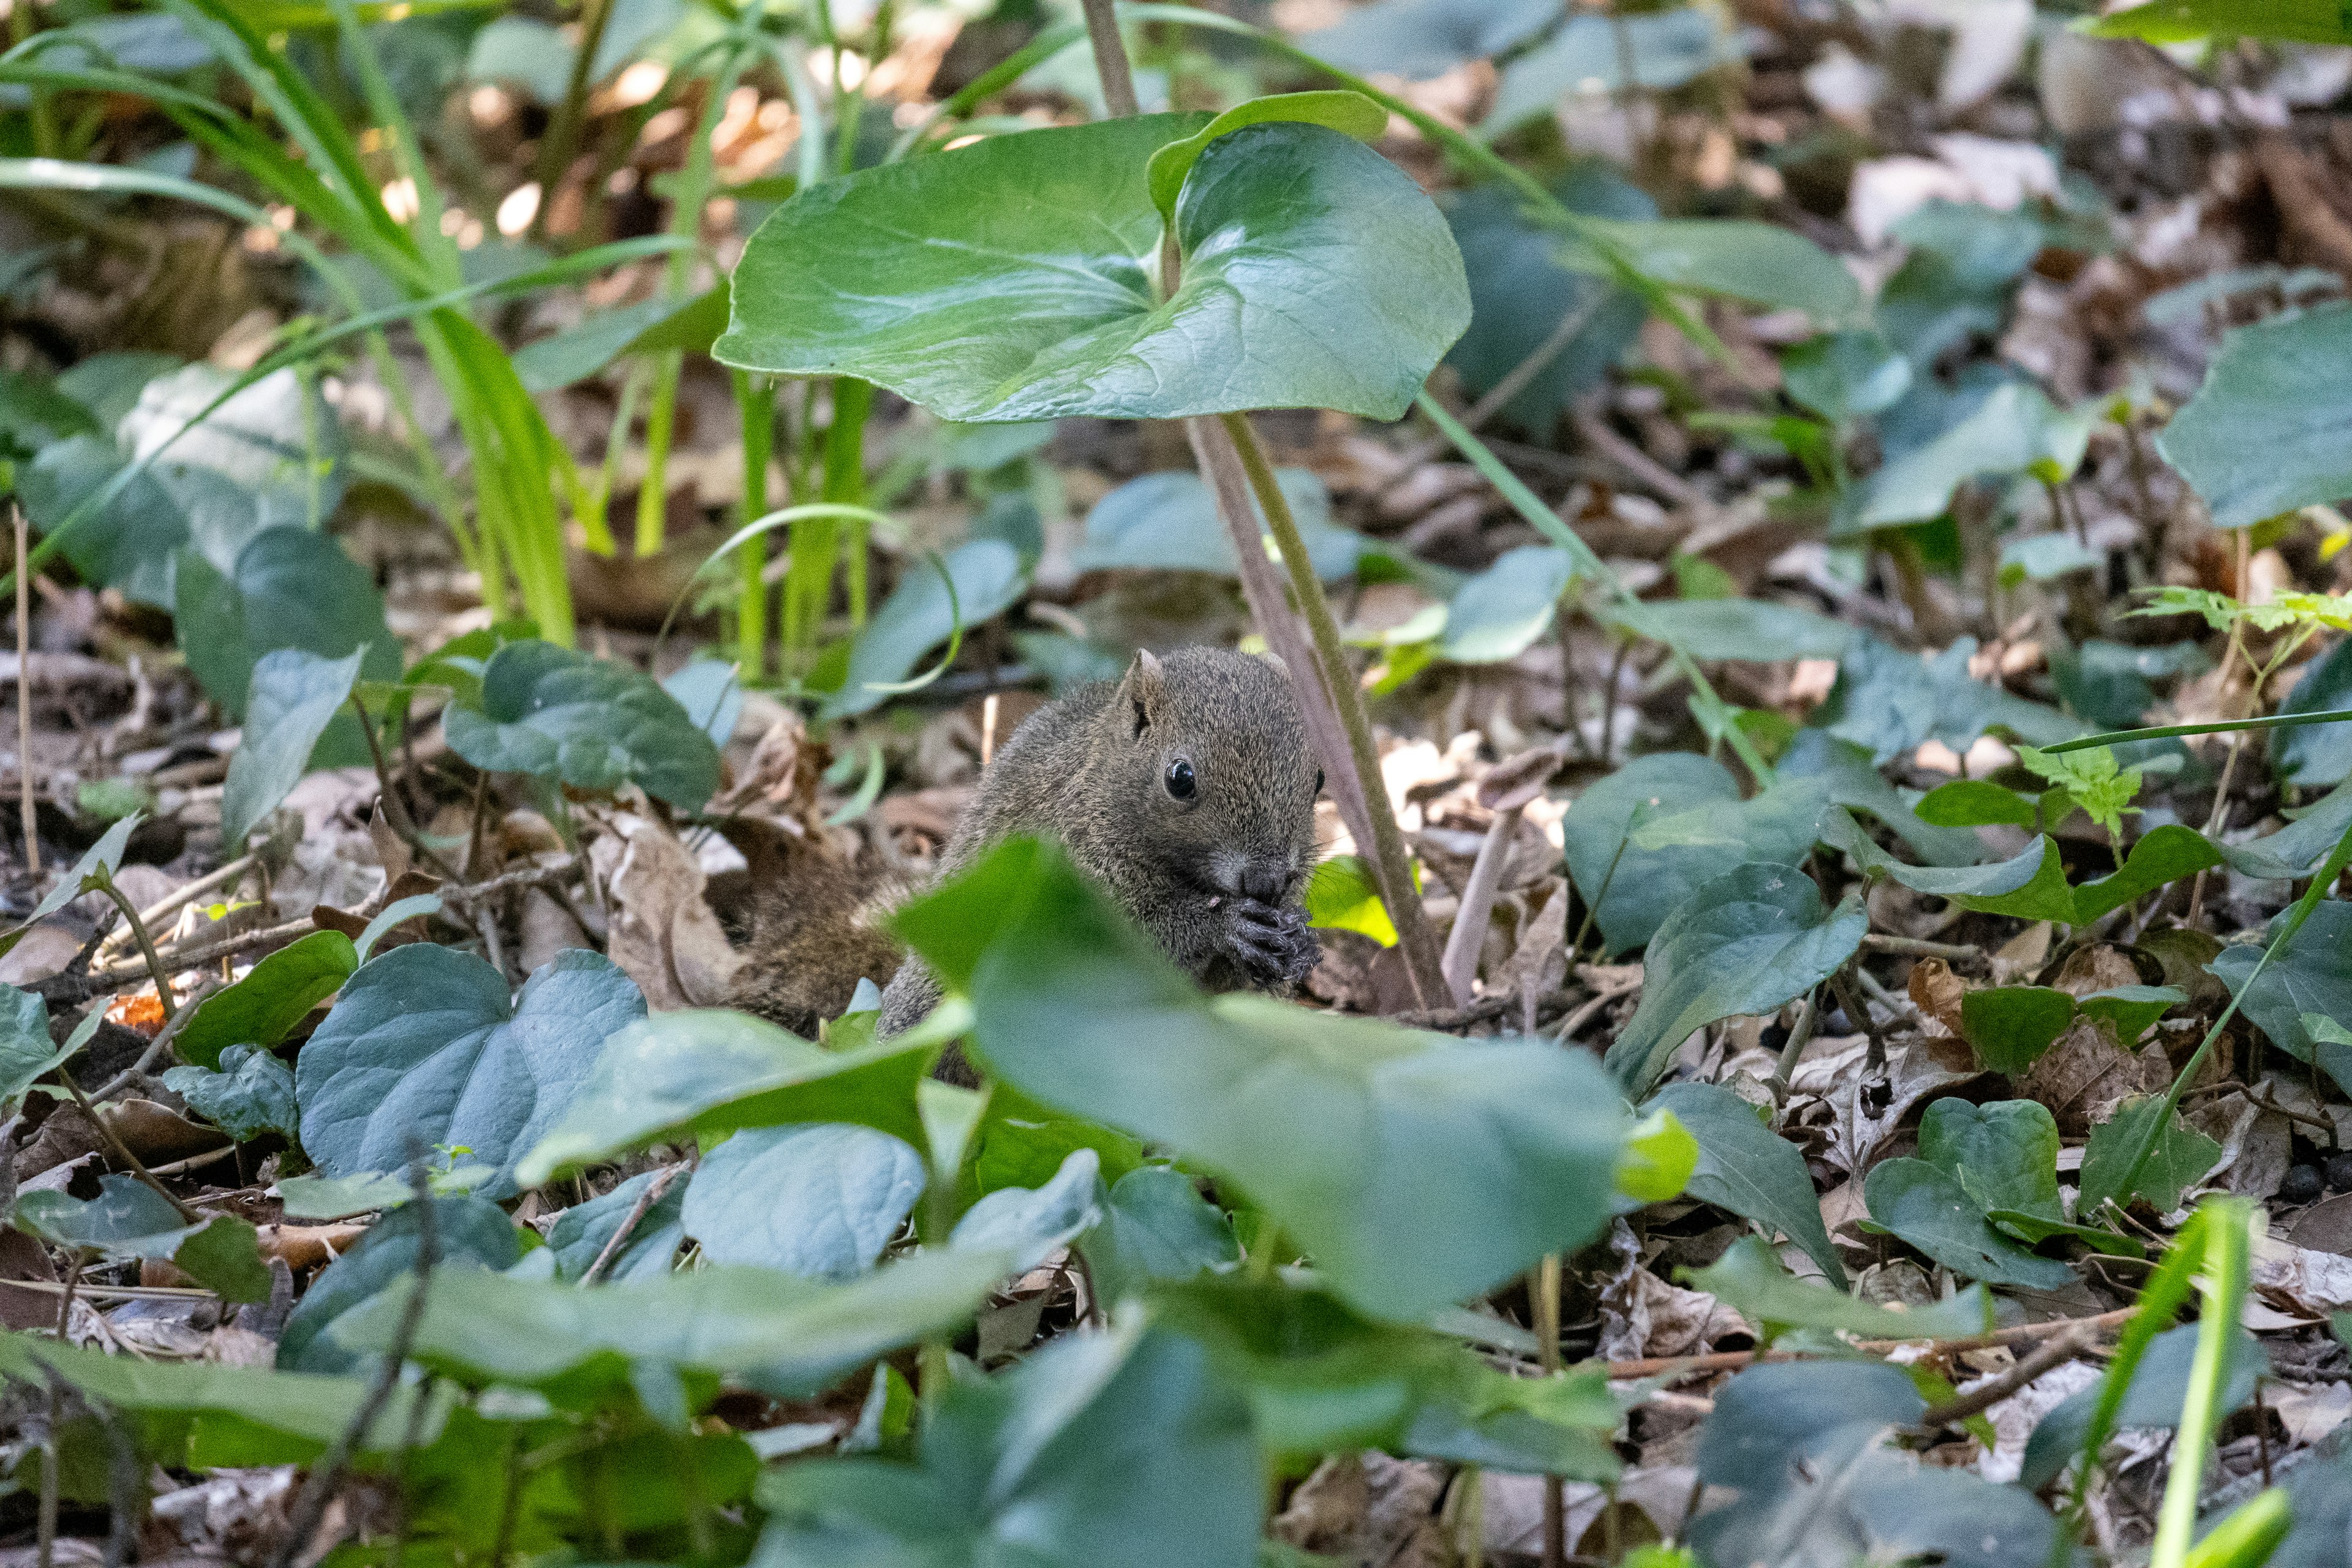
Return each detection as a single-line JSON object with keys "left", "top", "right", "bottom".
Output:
{"left": 334, "top": 1249, "right": 1009, "bottom": 1403}
{"left": 1145, "top": 92, "right": 1385, "bottom": 221}
{"left": 1683, "top": 1235, "right": 1986, "bottom": 1340}
{"left": 275, "top": 1170, "right": 414, "bottom": 1223}
{"left": 516, "top": 1009, "right": 933, "bottom": 1187}
{"left": 1605, "top": 864, "right": 1867, "bottom": 1098}
{"left": 13, "top": 1174, "right": 186, "bottom": 1253}
{"left": 296, "top": 945, "right": 646, "bottom": 1198}
{"left": 162, "top": 1044, "right": 299, "bottom": 1142}
{"left": 173, "top": 927, "right": 357, "bottom": 1071}
{"left": 2277, "top": 638, "right": 2352, "bottom": 788}
{"left": 2211, "top": 902, "right": 2352, "bottom": 1093}
{"left": 1812, "top": 632, "right": 2082, "bottom": 764}
{"left": 1080, "top": 1166, "right": 1238, "bottom": 1304}
{"left": 172, "top": 526, "right": 400, "bottom": 739}
{"left": 1300, "top": 0, "right": 1556, "bottom": 78}
{"left": 1598, "top": 597, "right": 1855, "bottom": 662}
{"left": 951, "top": 1148, "right": 1104, "bottom": 1273}
{"left": 752, "top": 1320, "right": 1259, "bottom": 1568}
{"left": 2019, "top": 1322, "right": 2266, "bottom": 1489}
{"left": 1782, "top": 331, "right": 1911, "bottom": 422}
{"left": 18, "top": 435, "right": 187, "bottom": 607}
{"left": 718, "top": 118, "right": 1469, "bottom": 423}
{"left": 1859, "top": 383, "right": 2095, "bottom": 528}
{"left": 545, "top": 1167, "right": 687, "bottom": 1282}
{"left": 2079, "top": 1093, "right": 2217, "bottom": 1215}
{"left": 1960, "top": 987, "right": 2076, "bottom": 1074}
{"left": 1918, "top": 1098, "right": 2063, "bottom": 1222}
{"left": 680, "top": 1124, "right": 926, "bottom": 1280}
{"left": 1650, "top": 1082, "right": 1844, "bottom": 1286}
{"left": 276, "top": 1196, "right": 525, "bottom": 1374}
{"left": 2157, "top": 301, "right": 2352, "bottom": 529}
{"left": 0, "top": 983, "right": 69, "bottom": 1109}
{"left": 897, "top": 837, "right": 1635, "bottom": 1321}
{"left": 1559, "top": 753, "right": 1829, "bottom": 955}
{"left": 819, "top": 540, "right": 1027, "bottom": 721}
{"left": 172, "top": 1214, "right": 272, "bottom": 1303}
{"left": 1487, "top": 9, "right": 1743, "bottom": 135}
{"left": 2076, "top": 985, "right": 2183, "bottom": 1044}
{"left": 511, "top": 283, "right": 729, "bottom": 391}
{"left": 1915, "top": 778, "right": 2038, "bottom": 827}
{"left": 443, "top": 639, "right": 721, "bottom": 809}
{"left": 19, "top": 813, "right": 140, "bottom": 930}
{"left": 1860, "top": 1159, "right": 2075, "bottom": 1288}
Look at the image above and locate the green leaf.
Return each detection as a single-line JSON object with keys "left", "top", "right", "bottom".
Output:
{"left": 820, "top": 540, "right": 1028, "bottom": 721}
{"left": 1860, "top": 1159, "right": 2076, "bottom": 1289}
{"left": 1564, "top": 215, "right": 1861, "bottom": 320}
{"left": 275, "top": 1170, "right": 414, "bottom": 1223}
{"left": 2018, "top": 744, "right": 2142, "bottom": 839}
{"left": 2277, "top": 637, "right": 2352, "bottom": 788}
{"left": 276, "top": 1196, "right": 521, "bottom": 1374}
{"left": 335, "top": 1250, "right": 1010, "bottom": 1404}
{"left": 0, "top": 1333, "right": 442, "bottom": 1462}
{"left": 1145, "top": 91, "right": 1386, "bottom": 221}
{"left": 295, "top": 946, "right": 647, "bottom": 1198}
{"left": 1683, "top": 1234, "right": 1986, "bottom": 1340}
{"left": 511, "top": 282, "right": 729, "bottom": 391}
{"left": 545, "top": 1167, "right": 688, "bottom": 1282}
{"left": 2019, "top": 1322, "right": 2266, "bottom": 1490}
{"left": 1870, "top": 835, "right": 2076, "bottom": 925}
{"left": 1812, "top": 632, "right": 2082, "bottom": 764}
{"left": 2079, "top": 1095, "right": 2223, "bottom": 1216}
{"left": 1485, "top": 9, "right": 1743, "bottom": 135}
{"left": 752, "top": 1319, "right": 1259, "bottom": 1568}
{"left": 1918, "top": 1098, "right": 2064, "bottom": 1222}
{"left": 1999, "top": 532, "right": 2103, "bottom": 586}
{"left": 1961, "top": 986, "right": 2077, "bottom": 1074}
{"left": 13, "top": 1172, "right": 186, "bottom": 1253}
{"left": 2089, "top": 0, "right": 2352, "bottom": 45}
{"left": 1782, "top": 331, "right": 1912, "bottom": 423}
{"left": 173, "top": 928, "right": 357, "bottom": 1072}
{"left": 1915, "top": 778, "right": 2038, "bottom": 828}
{"left": 717, "top": 116, "right": 1470, "bottom": 423}
{"left": 1440, "top": 545, "right": 1573, "bottom": 662}
{"left": 951, "top": 1148, "right": 1105, "bottom": 1273}
{"left": 1080, "top": 1166, "right": 1239, "bottom": 1305}
{"left": 172, "top": 1213, "right": 273, "bottom": 1303}
{"left": 1072, "top": 469, "right": 1386, "bottom": 582}
{"left": 1303, "top": 854, "right": 1398, "bottom": 947}
{"left": 2076, "top": 985, "right": 2184, "bottom": 1045}
{"left": 1300, "top": 0, "right": 1557, "bottom": 78}
{"left": 172, "top": 526, "right": 400, "bottom": 726}
{"left": 162, "top": 1043, "right": 299, "bottom": 1142}
{"left": 2157, "top": 302, "right": 2352, "bottom": 528}
{"left": 0, "top": 983, "right": 70, "bottom": 1110}
{"left": 1651, "top": 1082, "right": 1845, "bottom": 1287}
{"left": 17, "top": 435, "right": 186, "bottom": 608}
{"left": 220, "top": 648, "right": 366, "bottom": 850}
{"left": 442, "top": 639, "right": 720, "bottom": 809}
{"left": 679, "top": 1125, "right": 925, "bottom": 1280}
{"left": 1859, "top": 383, "right": 2097, "bottom": 528}
{"left": 1597, "top": 597, "right": 1855, "bottom": 662}
{"left": 515, "top": 1009, "right": 936, "bottom": 1187}
{"left": 1605, "top": 864, "right": 1868, "bottom": 1098}
{"left": 896, "top": 836, "right": 1635, "bottom": 1321}
{"left": 1559, "top": 753, "right": 1830, "bottom": 955}
{"left": 2212, "top": 903, "right": 2352, "bottom": 1095}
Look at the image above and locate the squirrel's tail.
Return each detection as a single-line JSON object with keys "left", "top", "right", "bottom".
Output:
{"left": 711, "top": 818, "right": 908, "bottom": 1039}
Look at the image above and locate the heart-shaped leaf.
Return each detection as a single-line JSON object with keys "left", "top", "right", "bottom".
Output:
{"left": 173, "top": 526, "right": 399, "bottom": 723}
{"left": 950, "top": 1148, "right": 1105, "bottom": 1274}
{"left": 0, "top": 983, "right": 71, "bottom": 1110}
{"left": 174, "top": 929, "right": 361, "bottom": 1071}
{"left": 680, "top": 1124, "right": 926, "bottom": 1280}
{"left": 1860, "top": 1159, "right": 2075, "bottom": 1289}
{"left": 442, "top": 639, "right": 721, "bottom": 809}
{"left": 1604, "top": 863, "right": 1868, "bottom": 1097}
{"left": 1079, "top": 1166, "right": 1239, "bottom": 1305}
{"left": 295, "top": 944, "right": 646, "bottom": 1197}
{"left": 1144, "top": 91, "right": 1385, "bottom": 220}
{"left": 220, "top": 648, "right": 364, "bottom": 850}
{"left": 276, "top": 1195, "right": 524, "bottom": 1374}
{"left": 1918, "top": 1098, "right": 2063, "bottom": 1223}
{"left": 2157, "top": 299, "right": 2352, "bottom": 529}
{"left": 1650, "top": 1082, "right": 1845, "bottom": 1286}
{"left": 1960, "top": 986, "right": 2076, "bottom": 1074}
{"left": 897, "top": 836, "right": 1635, "bottom": 1321}
{"left": 162, "top": 1044, "right": 298, "bottom": 1142}
{"left": 717, "top": 116, "right": 1470, "bottom": 423}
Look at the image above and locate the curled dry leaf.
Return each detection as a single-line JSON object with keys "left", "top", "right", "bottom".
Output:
{"left": 1909, "top": 956, "right": 1967, "bottom": 1037}
{"left": 2018, "top": 1017, "right": 2165, "bottom": 1137}
{"left": 588, "top": 810, "right": 745, "bottom": 1010}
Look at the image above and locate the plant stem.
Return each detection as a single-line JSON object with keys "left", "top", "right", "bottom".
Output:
{"left": 736, "top": 371, "right": 777, "bottom": 679}
{"left": 15, "top": 507, "right": 35, "bottom": 876}
{"left": 1535, "top": 1252, "right": 1565, "bottom": 1568}
{"left": 57, "top": 1071, "right": 197, "bottom": 1225}
{"left": 92, "top": 870, "right": 175, "bottom": 1027}
{"left": 1221, "top": 412, "right": 1449, "bottom": 1007}
{"left": 1079, "top": 0, "right": 1140, "bottom": 116}
{"left": 529, "top": 0, "right": 616, "bottom": 240}
{"left": 2047, "top": 706, "right": 2352, "bottom": 753}
{"left": 2150, "top": 1201, "right": 2252, "bottom": 1568}
{"left": 635, "top": 349, "right": 684, "bottom": 556}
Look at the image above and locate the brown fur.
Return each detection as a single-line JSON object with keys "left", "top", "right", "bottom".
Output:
{"left": 724, "top": 647, "right": 1323, "bottom": 1045}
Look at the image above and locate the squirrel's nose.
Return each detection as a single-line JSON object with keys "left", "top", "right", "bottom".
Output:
{"left": 1240, "top": 862, "right": 1289, "bottom": 903}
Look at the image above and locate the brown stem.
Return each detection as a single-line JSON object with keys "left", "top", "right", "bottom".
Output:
{"left": 57, "top": 1072, "right": 197, "bottom": 1225}
{"left": 1912, "top": 1324, "right": 2095, "bottom": 1433}
{"left": 93, "top": 870, "right": 175, "bottom": 1026}
{"left": 1077, "top": 0, "right": 1139, "bottom": 116}
{"left": 579, "top": 1163, "right": 685, "bottom": 1285}
{"left": 1221, "top": 412, "right": 1449, "bottom": 1008}
{"left": 1536, "top": 1252, "right": 1565, "bottom": 1568}
{"left": 16, "top": 508, "right": 36, "bottom": 876}
{"left": 1441, "top": 804, "right": 1523, "bottom": 1005}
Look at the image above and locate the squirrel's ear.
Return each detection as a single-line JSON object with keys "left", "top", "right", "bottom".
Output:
{"left": 1120, "top": 649, "right": 1166, "bottom": 739}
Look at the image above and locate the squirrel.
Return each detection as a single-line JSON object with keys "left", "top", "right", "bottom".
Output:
{"left": 725, "top": 646, "right": 1325, "bottom": 1049}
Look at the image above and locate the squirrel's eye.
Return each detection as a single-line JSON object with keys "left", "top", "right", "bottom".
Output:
{"left": 1314, "top": 769, "right": 1325, "bottom": 795}
{"left": 1165, "top": 758, "right": 1197, "bottom": 800}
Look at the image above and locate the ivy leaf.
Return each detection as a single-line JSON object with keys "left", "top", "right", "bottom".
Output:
{"left": 1605, "top": 864, "right": 1868, "bottom": 1098}
{"left": 295, "top": 945, "right": 647, "bottom": 1199}
{"left": 442, "top": 639, "right": 721, "bottom": 810}
{"left": 950, "top": 1148, "right": 1106, "bottom": 1274}
{"left": 1917, "top": 1098, "right": 2064, "bottom": 1224}
{"left": 0, "top": 984, "right": 71, "bottom": 1110}
{"left": 1079, "top": 1166, "right": 1239, "bottom": 1305}
{"left": 173, "top": 929, "right": 361, "bottom": 1071}
{"left": 896, "top": 836, "right": 1636, "bottom": 1322}
{"left": 718, "top": 116, "right": 1470, "bottom": 423}
{"left": 2078, "top": 1095, "right": 2223, "bottom": 1216}
{"left": 162, "top": 1044, "right": 299, "bottom": 1142}
{"left": 2212, "top": 902, "right": 2352, "bottom": 1095}
{"left": 1651, "top": 1082, "right": 1845, "bottom": 1286}
{"left": 276, "top": 1196, "right": 525, "bottom": 1374}
{"left": 679, "top": 1125, "right": 927, "bottom": 1280}
{"left": 1959, "top": 987, "right": 2077, "bottom": 1074}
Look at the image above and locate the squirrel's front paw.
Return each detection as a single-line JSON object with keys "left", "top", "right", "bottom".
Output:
{"left": 1224, "top": 899, "right": 1320, "bottom": 987}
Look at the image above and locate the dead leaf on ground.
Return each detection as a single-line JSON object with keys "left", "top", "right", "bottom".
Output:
{"left": 589, "top": 810, "right": 744, "bottom": 1009}
{"left": 2018, "top": 1017, "right": 2164, "bottom": 1137}
{"left": 1908, "top": 957, "right": 1965, "bottom": 1037}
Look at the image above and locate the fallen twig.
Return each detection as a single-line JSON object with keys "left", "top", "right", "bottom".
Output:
{"left": 1601, "top": 1306, "right": 2138, "bottom": 1382}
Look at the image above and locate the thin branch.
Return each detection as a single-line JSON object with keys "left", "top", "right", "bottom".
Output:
{"left": 91, "top": 869, "right": 176, "bottom": 1026}
{"left": 1912, "top": 1324, "right": 2097, "bottom": 1434}
{"left": 1601, "top": 1306, "right": 2139, "bottom": 1382}
{"left": 56, "top": 1072, "right": 197, "bottom": 1226}
{"left": 579, "top": 1163, "right": 686, "bottom": 1286}
{"left": 1077, "top": 0, "right": 1139, "bottom": 115}
{"left": 1441, "top": 803, "right": 1525, "bottom": 1006}
{"left": 15, "top": 507, "right": 36, "bottom": 876}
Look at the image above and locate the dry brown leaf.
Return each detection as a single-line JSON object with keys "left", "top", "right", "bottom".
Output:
{"left": 2052, "top": 944, "right": 2143, "bottom": 998}
{"left": 2252, "top": 1234, "right": 2352, "bottom": 1317}
{"left": 589, "top": 812, "right": 744, "bottom": 1009}
{"left": 2019, "top": 1017, "right": 2163, "bottom": 1137}
{"left": 1273, "top": 1453, "right": 1448, "bottom": 1568}
{"left": 1908, "top": 957, "right": 1966, "bottom": 1037}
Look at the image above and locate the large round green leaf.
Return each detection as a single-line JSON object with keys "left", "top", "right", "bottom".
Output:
{"left": 680, "top": 1124, "right": 926, "bottom": 1280}
{"left": 716, "top": 116, "right": 1469, "bottom": 423}
{"left": 442, "top": 639, "right": 722, "bottom": 809}
{"left": 295, "top": 945, "right": 646, "bottom": 1197}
